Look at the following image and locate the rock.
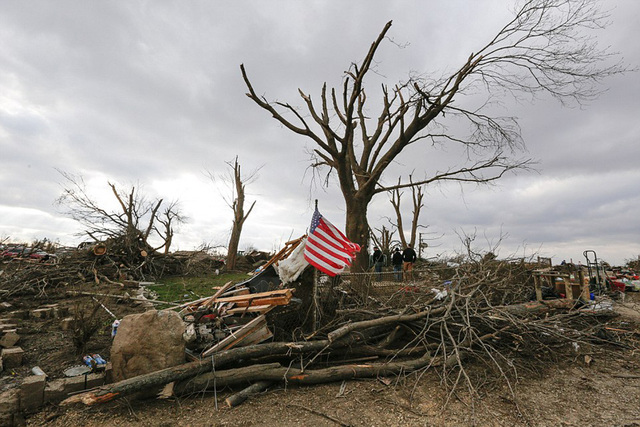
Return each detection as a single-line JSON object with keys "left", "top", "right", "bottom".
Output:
{"left": 104, "top": 362, "right": 113, "bottom": 384}
{"left": 44, "top": 379, "right": 66, "bottom": 404}
{"left": 1, "top": 347, "right": 24, "bottom": 369}
{"left": 0, "top": 331, "right": 19, "bottom": 348}
{"left": 0, "top": 388, "right": 19, "bottom": 425}
{"left": 63, "top": 373, "right": 104, "bottom": 395}
{"left": 111, "top": 310, "right": 185, "bottom": 384}
{"left": 20, "top": 375, "right": 46, "bottom": 412}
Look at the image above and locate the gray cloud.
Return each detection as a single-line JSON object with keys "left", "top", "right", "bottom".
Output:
{"left": 1, "top": 0, "right": 638, "bottom": 265}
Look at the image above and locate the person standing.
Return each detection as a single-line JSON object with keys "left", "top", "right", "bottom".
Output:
{"left": 372, "top": 246, "right": 384, "bottom": 280}
{"left": 402, "top": 244, "right": 417, "bottom": 281}
{"left": 392, "top": 247, "right": 403, "bottom": 281}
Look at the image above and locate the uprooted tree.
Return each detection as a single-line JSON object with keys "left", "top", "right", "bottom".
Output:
{"left": 241, "top": 0, "right": 625, "bottom": 273}
{"left": 56, "top": 171, "right": 186, "bottom": 274}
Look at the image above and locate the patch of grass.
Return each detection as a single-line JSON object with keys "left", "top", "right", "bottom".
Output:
{"left": 148, "top": 272, "right": 250, "bottom": 306}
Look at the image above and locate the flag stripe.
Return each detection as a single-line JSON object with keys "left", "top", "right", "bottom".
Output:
{"left": 304, "top": 246, "right": 344, "bottom": 275}
{"left": 303, "top": 207, "right": 361, "bottom": 276}
{"left": 318, "top": 218, "right": 359, "bottom": 255}
{"left": 305, "top": 238, "right": 349, "bottom": 267}
{"left": 310, "top": 224, "right": 352, "bottom": 262}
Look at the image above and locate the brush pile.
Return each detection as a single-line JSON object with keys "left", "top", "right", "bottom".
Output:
{"left": 62, "top": 254, "right": 637, "bottom": 408}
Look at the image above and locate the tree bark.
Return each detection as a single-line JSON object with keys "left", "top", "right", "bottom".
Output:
{"left": 345, "top": 195, "right": 372, "bottom": 273}
{"left": 225, "top": 381, "right": 272, "bottom": 407}
{"left": 226, "top": 157, "right": 256, "bottom": 271}
{"left": 176, "top": 353, "right": 434, "bottom": 395}
{"left": 327, "top": 307, "right": 446, "bottom": 343}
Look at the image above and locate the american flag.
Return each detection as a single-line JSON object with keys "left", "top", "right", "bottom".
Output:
{"left": 304, "top": 207, "right": 361, "bottom": 276}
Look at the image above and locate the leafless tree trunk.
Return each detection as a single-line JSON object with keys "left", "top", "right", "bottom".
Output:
{"left": 370, "top": 225, "right": 394, "bottom": 259}
{"left": 389, "top": 176, "right": 425, "bottom": 249}
{"left": 154, "top": 201, "right": 186, "bottom": 254}
{"left": 241, "top": 1, "right": 625, "bottom": 272}
{"left": 222, "top": 157, "right": 257, "bottom": 270}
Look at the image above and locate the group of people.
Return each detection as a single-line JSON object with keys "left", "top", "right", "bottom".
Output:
{"left": 372, "top": 244, "right": 417, "bottom": 281}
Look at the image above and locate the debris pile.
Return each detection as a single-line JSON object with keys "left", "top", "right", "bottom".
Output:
{"left": 0, "top": 244, "right": 224, "bottom": 298}
{"left": 59, "top": 251, "right": 640, "bottom": 411}
{"left": 3, "top": 239, "right": 640, "bottom": 424}
{"left": 180, "top": 283, "right": 296, "bottom": 358}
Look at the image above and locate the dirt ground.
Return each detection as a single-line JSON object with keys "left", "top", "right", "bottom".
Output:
{"left": 6, "top": 282, "right": 640, "bottom": 426}
{"left": 25, "top": 348, "right": 640, "bottom": 426}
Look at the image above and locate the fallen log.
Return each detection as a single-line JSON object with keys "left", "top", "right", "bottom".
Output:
{"left": 175, "top": 352, "right": 435, "bottom": 395}
{"left": 327, "top": 306, "right": 447, "bottom": 343}
{"left": 60, "top": 334, "right": 372, "bottom": 406}
{"left": 225, "top": 380, "right": 272, "bottom": 407}
{"left": 495, "top": 299, "right": 581, "bottom": 316}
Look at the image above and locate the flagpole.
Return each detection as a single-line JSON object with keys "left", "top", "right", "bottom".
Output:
{"left": 312, "top": 198, "right": 318, "bottom": 332}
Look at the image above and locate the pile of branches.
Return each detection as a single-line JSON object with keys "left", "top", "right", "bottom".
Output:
{"left": 0, "top": 259, "right": 94, "bottom": 298}
{"left": 0, "top": 242, "right": 222, "bottom": 298}
{"left": 62, "top": 257, "right": 636, "bottom": 410}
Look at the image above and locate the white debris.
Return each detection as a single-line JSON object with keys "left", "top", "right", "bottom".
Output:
{"left": 431, "top": 288, "right": 448, "bottom": 300}
{"left": 275, "top": 237, "right": 310, "bottom": 284}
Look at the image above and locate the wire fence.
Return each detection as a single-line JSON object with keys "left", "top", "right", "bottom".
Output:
{"left": 311, "top": 266, "right": 455, "bottom": 331}
{"left": 270, "top": 259, "right": 541, "bottom": 337}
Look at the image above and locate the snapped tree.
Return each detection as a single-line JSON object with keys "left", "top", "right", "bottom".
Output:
{"left": 208, "top": 157, "right": 258, "bottom": 270}
{"left": 241, "top": 0, "right": 625, "bottom": 272}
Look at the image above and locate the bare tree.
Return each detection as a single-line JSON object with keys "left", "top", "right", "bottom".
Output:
{"left": 56, "top": 171, "right": 184, "bottom": 256}
{"left": 389, "top": 176, "right": 425, "bottom": 249}
{"left": 241, "top": 0, "right": 625, "bottom": 272}
{"left": 154, "top": 201, "right": 186, "bottom": 254}
{"left": 370, "top": 225, "right": 395, "bottom": 261}
{"left": 209, "top": 157, "right": 258, "bottom": 271}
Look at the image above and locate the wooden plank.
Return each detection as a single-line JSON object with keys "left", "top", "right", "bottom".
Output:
{"left": 199, "top": 281, "right": 235, "bottom": 310}
{"left": 564, "top": 279, "right": 573, "bottom": 300}
{"left": 226, "top": 305, "right": 275, "bottom": 315}
{"left": 219, "top": 287, "right": 250, "bottom": 297}
{"left": 214, "top": 289, "right": 293, "bottom": 304}
{"left": 210, "top": 281, "right": 235, "bottom": 300}
{"left": 217, "top": 318, "right": 270, "bottom": 351}
{"left": 534, "top": 276, "right": 543, "bottom": 301}
{"left": 233, "top": 323, "right": 273, "bottom": 347}
{"left": 231, "top": 296, "right": 292, "bottom": 308}
{"left": 201, "top": 315, "right": 267, "bottom": 357}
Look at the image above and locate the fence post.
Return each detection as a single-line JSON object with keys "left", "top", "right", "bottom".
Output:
{"left": 312, "top": 267, "right": 318, "bottom": 332}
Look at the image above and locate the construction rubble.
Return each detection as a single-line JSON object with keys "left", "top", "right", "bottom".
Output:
{"left": 2, "top": 242, "right": 640, "bottom": 425}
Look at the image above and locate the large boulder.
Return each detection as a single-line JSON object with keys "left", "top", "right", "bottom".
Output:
{"left": 111, "top": 310, "right": 185, "bottom": 383}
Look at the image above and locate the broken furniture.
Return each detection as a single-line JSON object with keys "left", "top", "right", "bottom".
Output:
{"left": 533, "top": 269, "right": 590, "bottom": 301}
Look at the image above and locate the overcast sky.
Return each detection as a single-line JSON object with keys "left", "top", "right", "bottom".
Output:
{"left": 1, "top": 1, "right": 639, "bottom": 266}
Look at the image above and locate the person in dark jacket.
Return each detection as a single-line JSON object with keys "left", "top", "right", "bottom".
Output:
{"left": 392, "top": 247, "right": 403, "bottom": 281}
{"left": 372, "top": 247, "right": 384, "bottom": 280}
{"left": 402, "top": 244, "right": 417, "bottom": 281}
